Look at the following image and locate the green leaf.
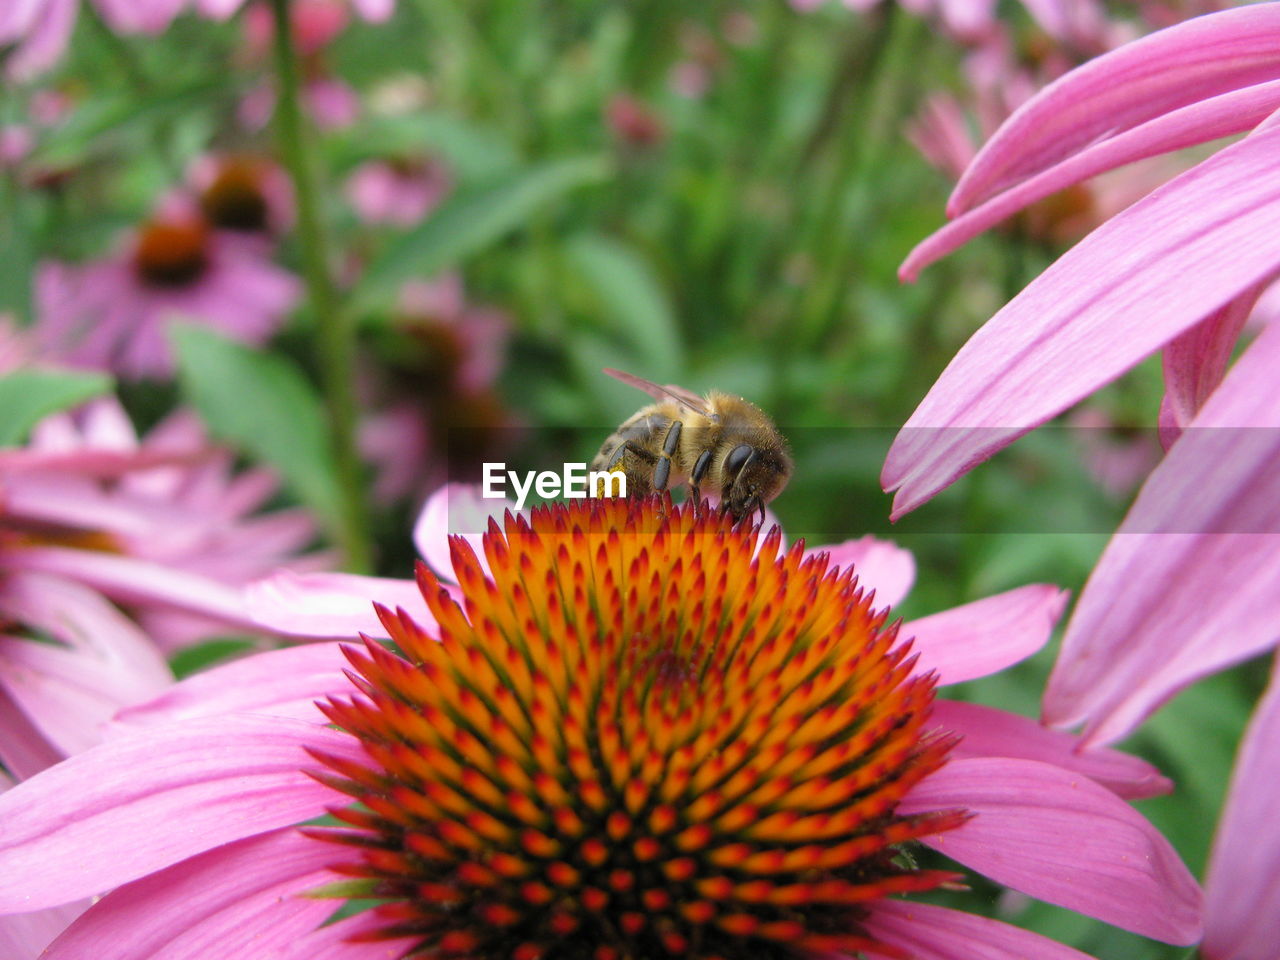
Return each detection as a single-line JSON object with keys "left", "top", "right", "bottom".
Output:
{"left": 171, "top": 327, "right": 342, "bottom": 530}
{"left": 330, "top": 112, "right": 520, "bottom": 183}
{"left": 0, "top": 370, "right": 114, "bottom": 446}
{"left": 351, "top": 156, "right": 608, "bottom": 315}
{"left": 566, "top": 233, "right": 682, "bottom": 374}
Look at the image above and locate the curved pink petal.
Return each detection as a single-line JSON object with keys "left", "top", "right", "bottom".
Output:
{"left": 903, "top": 77, "right": 1280, "bottom": 281}
{"left": 1203, "top": 661, "right": 1280, "bottom": 960}
{"left": 1044, "top": 324, "right": 1280, "bottom": 744}
{"left": 111, "top": 644, "right": 352, "bottom": 730}
{"left": 864, "top": 899, "right": 1095, "bottom": 960}
{"left": 883, "top": 124, "right": 1280, "bottom": 518}
{"left": 902, "top": 584, "right": 1067, "bottom": 685}
{"left": 350, "top": 0, "right": 395, "bottom": 21}
{"left": 932, "top": 700, "right": 1172, "bottom": 799}
{"left": 0, "top": 685, "right": 63, "bottom": 778}
{"left": 414, "top": 483, "right": 507, "bottom": 581}
{"left": 244, "top": 570, "right": 431, "bottom": 638}
{"left": 899, "top": 757, "right": 1202, "bottom": 945}
{"left": 42, "top": 828, "right": 343, "bottom": 960}
{"left": 809, "top": 535, "right": 916, "bottom": 609}
{"left": 950, "top": 5, "right": 1280, "bottom": 214}
{"left": 270, "top": 907, "right": 419, "bottom": 960}
{"left": 0, "top": 716, "right": 359, "bottom": 912}
{"left": 0, "top": 901, "right": 88, "bottom": 960}
{"left": 5, "top": 547, "right": 251, "bottom": 629}
{"left": 1158, "top": 281, "right": 1265, "bottom": 448}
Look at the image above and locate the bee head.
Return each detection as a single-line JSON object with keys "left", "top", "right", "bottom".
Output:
{"left": 722, "top": 443, "right": 791, "bottom": 521}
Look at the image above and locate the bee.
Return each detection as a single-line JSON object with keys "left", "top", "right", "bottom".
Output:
{"left": 590, "top": 368, "right": 792, "bottom": 522}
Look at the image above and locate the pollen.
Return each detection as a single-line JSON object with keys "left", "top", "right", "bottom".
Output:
{"left": 312, "top": 497, "right": 965, "bottom": 960}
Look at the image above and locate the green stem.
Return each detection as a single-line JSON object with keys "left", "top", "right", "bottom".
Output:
{"left": 268, "top": 0, "right": 372, "bottom": 573}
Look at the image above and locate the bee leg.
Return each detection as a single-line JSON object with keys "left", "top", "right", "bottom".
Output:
{"left": 652, "top": 420, "right": 682, "bottom": 494}
{"left": 689, "top": 448, "right": 713, "bottom": 516}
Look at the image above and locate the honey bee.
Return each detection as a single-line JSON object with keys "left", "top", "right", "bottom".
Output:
{"left": 590, "top": 368, "right": 792, "bottom": 521}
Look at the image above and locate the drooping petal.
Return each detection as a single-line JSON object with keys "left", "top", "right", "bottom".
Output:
{"left": 1044, "top": 324, "right": 1280, "bottom": 744}
{"left": 1203, "top": 659, "right": 1280, "bottom": 960}
{"left": 110, "top": 644, "right": 352, "bottom": 730}
{"left": 414, "top": 483, "right": 508, "bottom": 581}
{"left": 932, "top": 700, "right": 1172, "bottom": 799}
{"left": 949, "top": 4, "right": 1280, "bottom": 213}
{"left": 902, "top": 584, "right": 1067, "bottom": 685}
{"left": 864, "top": 899, "right": 1095, "bottom": 960}
{"left": 899, "top": 757, "right": 1202, "bottom": 945}
{"left": 902, "top": 78, "right": 1280, "bottom": 281}
{"left": 0, "top": 685, "right": 63, "bottom": 778}
{"left": 810, "top": 535, "right": 916, "bottom": 608}
{"left": 0, "top": 901, "right": 88, "bottom": 960}
{"left": 244, "top": 570, "right": 433, "bottom": 638}
{"left": 5, "top": 547, "right": 252, "bottom": 630}
{"left": 1158, "top": 281, "right": 1266, "bottom": 448}
{"left": 883, "top": 124, "right": 1280, "bottom": 518}
{"left": 0, "top": 716, "right": 359, "bottom": 912}
{"left": 41, "top": 828, "right": 343, "bottom": 960}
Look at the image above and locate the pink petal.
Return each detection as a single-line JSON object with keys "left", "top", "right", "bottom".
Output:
{"left": 0, "top": 715, "right": 358, "bottom": 911}
{"left": 949, "top": 5, "right": 1280, "bottom": 214}
{"left": 902, "top": 584, "right": 1067, "bottom": 685}
{"left": 42, "top": 828, "right": 343, "bottom": 960}
{"left": 7, "top": 547, "right": 251, "bottom": 629}
{"left": 349, "top": 0, "right": 394, "bottom": 21}
{"left": 0, "top": 901, "right": 88, "bottom": 960}
{"left": 1158, "top": 281, "right": 1265, "bottom": 448}
{"left": 899, "top": 757, "right": 1202, "bottom": 945}
{"left": 414, "top": 483, "right": 507, "bottom": 581}
{"left": 1203, "top": 661, "right": 1280, "bottom": 960}
{"left": 809, "top": 535, "right": 916, "bottom": 609}
{"left": 270, "top": 908, "right": 420, "bottom": 960}
{"left": 244, "top": 570, "right": 432, "bottom": 638}
{"left": 864, "top": 899, "right": 1095, "bottom": 960}
{"left": 932, "top": 700, "right": 1172, "bottom": 799}
{"left": 111, "top": 644, "right": 352, "bottom": 730}
{"left": 1044, "top": 324, "right": 1280, "bottom": 744}
{"left": 903, "top": 77, "right": 1280, "bottom": 281}
{"left": 0, "top": 685, "right": 64, "bottom": 778}
{"left": 883, "top": 124, "right": 1280, "bottom": 518}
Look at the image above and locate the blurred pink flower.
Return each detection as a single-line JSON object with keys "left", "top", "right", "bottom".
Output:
{"left": 189, "top": 152, "right": 295, "bottom": 236}
{"left": 203, "top": 0, "right": 394, "bottom": 23}
{"left": 344, "top": 157, "right": 450, "bottom": 226}
{"left": 240, "top": 0, "right": 351, "bottom": 56}
{"left": 888, "top": 4, "right": 1280, "bottom": 516}
{"left": 2, "top": 394, "right": 332, "bottom": 650}
{"left": 357, "top": 277, "right": 512, "bottom": 503}
{"left": 238, "top": 75, "right": 360, "bottom": 131}
{"left": 605, "top": 94, "right": 666, "bottom": 148}
{"left": 0, "top": 496, "right": 1197, "bottom": 958}
{"left": 0, "top": 126, "right": 33, "bottom": 167}
{"left": 35, "top": 207, "right": 299, "bottom": 379}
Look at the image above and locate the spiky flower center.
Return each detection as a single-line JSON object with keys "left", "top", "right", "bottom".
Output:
{"left": 132, "top": 219, "right": 210, "bottom": 287}
{"left": 315, "top": 498, "right": 963, "bottom": 960}
{"left": 200, "top": 157, "right": 271, "bottom": 232}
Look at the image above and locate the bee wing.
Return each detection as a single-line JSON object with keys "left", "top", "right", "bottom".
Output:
{"left": 603, "top": 368, "right": 718, "bottom": 419}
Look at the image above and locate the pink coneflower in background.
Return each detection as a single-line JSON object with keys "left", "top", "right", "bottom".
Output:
{"left": 35, "top": 204, "right": 299, "bottom": 378}
{"left": 357, "top": 277, "right": 512, "bottom": 504}
{"left": 189, "top": 152, "right": 295, "bottom": 237}
{"left": 0, "top": 497, "right": 1198, "bottom": 959}
{"left": 344, "top": 156, "right": 451, "bottom": 227}
{"left": 606, "top": 94, "right": 666, "bottom": 149}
